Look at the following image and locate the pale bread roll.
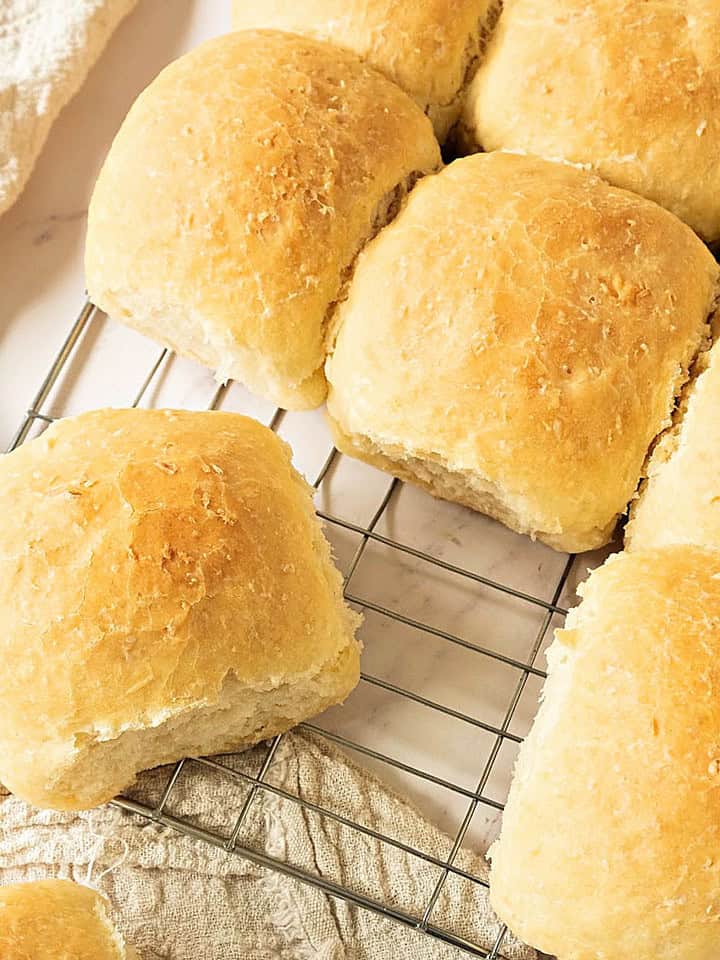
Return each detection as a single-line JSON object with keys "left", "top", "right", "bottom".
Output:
{"left": 461, "top": 0, "right": 720, "bottom": 241}
{"left": 626, "top": 330, "right": 720, "bottom": 550}
{"left": 489, "top": 546, "right": 720, "bottom": 960}
{"left": 0, "top": 880, "right": 136, "bottom": 959}
{"left": 231, "top": 0, "right": 497, "bottom": 141}
{"left": 85, "top": 30, "right": 440, "bottom": 410}
{"left": 0, "top": 409, "right": 360, "bottom": 811}
{"left": 325, "top": 152, "right": 719, "bottom": 552}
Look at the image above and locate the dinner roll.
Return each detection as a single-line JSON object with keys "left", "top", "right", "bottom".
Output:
{"left": 0, "top": 880, "right": 136, "bottom": 959}
{"left": 0, "top": 409, "right": 360, "bottom": 810}
{"left": 461, "top": 0, "right": 720, "bottom": 241}
{"left": 85, "top": 31, "right": 440, "bottom": 411}
{"left": 489, "top": 546, "right": 720, "bottom": 960}
{"left": 231, "top": 1, "right": 497, "bottom": 141}
{"left": 627, "top": 331, "right": 720, "bottom": 551}
{"left": 325, "top": 152, "right": 718, "bottom": 552}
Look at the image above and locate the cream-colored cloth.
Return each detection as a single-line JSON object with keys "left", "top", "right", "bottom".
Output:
{"left": 0, "top": 731, "right": 535, "bottom": 959}
{"left": 0, "top": 0, "right": 137, "bottom": 217}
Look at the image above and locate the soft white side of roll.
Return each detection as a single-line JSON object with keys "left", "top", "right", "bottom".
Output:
{"left": 626, "top": 330, "right": 720, "bottom": 550}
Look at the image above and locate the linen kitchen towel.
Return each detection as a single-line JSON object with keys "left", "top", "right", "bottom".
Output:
{"left": 0, "top": 0, "right": 136, "bottom": 217}
{"left": 0, "top": 730, "right": 535, "bottom": 959}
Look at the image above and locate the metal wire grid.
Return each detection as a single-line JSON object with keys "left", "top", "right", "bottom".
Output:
{"left": 8, "top": 300, "right": 573, "bottom": 960}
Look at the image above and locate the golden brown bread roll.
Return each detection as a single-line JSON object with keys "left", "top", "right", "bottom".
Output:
{"left": 489, "top": 546, "right": 720, "bottom": 960}
{"left": 0, "top": 880, "right": 137, "bottom": 959}
{"left": 626, "top": 331, "right": 720, "bottom": 550}
{"left": 0, "top": 409, "right": 360, "bottom": 810}
{"left": 325, "top": 152, "right": 719, "bottom": 552}
{"left": 461, "top": 0, "right": 720, "bottom": 240}
{"left": 85, "top": 30, "right": 440, "bottom": 410}
{"left": 231, "top": 0, "right": 497, "bottom": 141}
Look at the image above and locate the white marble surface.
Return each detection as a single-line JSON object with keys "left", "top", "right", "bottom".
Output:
{"left": 0, "top": 1, "right": 615, "bottom": 949}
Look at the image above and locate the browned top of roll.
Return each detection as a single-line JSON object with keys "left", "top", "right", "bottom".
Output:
{"left": 86, "top": 30, "right": 440, "bottom": 409}
{"left": 463, "top": 0, "right": 720, "bottom": 240}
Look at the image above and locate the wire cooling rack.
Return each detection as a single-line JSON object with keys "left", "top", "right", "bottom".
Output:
{"left": 8, "top": 300, "right": 579, "bottom": 960}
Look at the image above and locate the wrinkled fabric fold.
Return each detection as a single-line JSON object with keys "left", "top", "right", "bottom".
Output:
{"left": 0, "top": 731, "right": 535, "bottom": 959}
{"left": 0, "top": 0, "right": 137, "bottom": 217}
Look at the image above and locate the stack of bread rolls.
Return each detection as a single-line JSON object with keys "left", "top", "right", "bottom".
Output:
{"left": 84, "top": 22, "right": 720, "bottom": 554}
{"left": 3, "top": 3, "right": 720, "bottom": 957}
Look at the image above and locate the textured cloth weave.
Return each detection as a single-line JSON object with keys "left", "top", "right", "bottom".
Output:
{"left": 0, "top": 0, "right": 136, "bottom": 217}
{"left": 0, "top": 731, "right": 535, "bottom": 959}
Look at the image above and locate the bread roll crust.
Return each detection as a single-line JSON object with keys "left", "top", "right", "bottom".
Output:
{"left": 0, "top": 880, "right": 134, "bottom": 959}
{"left": 490, "top": 546, "right": 720, "bottom": 960}
{"left": 85, "top": 30, "right": 440, "bottom": 409}
{"left": 0, "top": 409, "right": 360, "bottom": 810}
{"left": 627, "top": 331, "right": 720, "bottom": 551}
{"left": 462, "top": 0, "right": 720, "bottom": 240}
{"left": 326, "top": 152, "right": 719, "bottom": 552}
{"left": 231, "top": 0, "right": 496, "bottom": 141}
